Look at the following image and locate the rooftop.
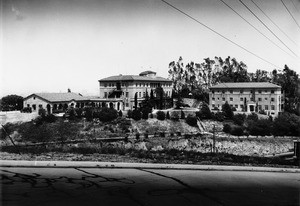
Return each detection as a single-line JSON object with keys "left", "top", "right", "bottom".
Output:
{"left": 99, "top": 74, "right": 172, "bottom": 82}
{"left": 25, "top": 92, "right": 89, "bottom": 103}
{"left": 209, "top": 82, "right": 281, "bottom": 89}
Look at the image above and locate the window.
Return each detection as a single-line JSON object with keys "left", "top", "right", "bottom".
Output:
{"left": 235, "top": 104, "right": 238, "bottom": 108}
{"left": 104, "top": 84, "right": 107, "bottom": 87}
{"left": 265, "top": 105, "right": 268, "bottom": 110}
{"left": 104, "top": 92, "right": 107, "bottom": 98}
{"left": 230, "top": 90, "right": 233, "bottom": 94}
{"left": 258, "top": 98, "right": 262, "bottom": 101}
{"left": 230, "top": 97, "right": 233, "bottom": 101}
{"left": 212, "top": 104, "right": 215, "bottom": 108}
{"left": 240, "top": 97, "right": 243, "bottom": 101}
{"left": 271, "top": 105, "right": 275, "bottom": 110}
{"left": 27, "top": 104, "right": 30, "bottom": 107}
{"left": 240, "top": 90, "right": 243, "bottom": 94}
{"left": 212, "top": 90, "right": 215, "bottom": 94}
{"left": 126, "top": 103, "right": 129, "bottom": 107}
{"left": 265, "top": 97, "right": 268, "bottom": 100}
{"left": 271, "top": 98, "right": 275, "bottom": 102}
{"left": 271, "top": 90, "right": 274, "bottom": 94}
{"left": 250, "top": 97, "right": 254, "bottom": 101}
{"left": 136, "top": 83, "right": 138, "bottom": 87}
{"left": 258, "top": 90, "right": 262, "bottom": 94}
{"left": 32, "top": 104, "right": 36, "bottom": 110}
{"left": 240, "top": 104, "right": 244, "bottom": 108}
{"left": 258, "top": 105, "right": 262, "bottom": 110}
{"left": 126, "top": 92, "right": 129, "bottom": 98}
{"left": 217, "top": 97, "right": 220, "bottom": 100}
{"left": 222, "top": 90, "right": 225, "bottom": 94}
{"left": 139, "top": 83, "right": 141, "bottom": 87}
{"left": 230, "top": 104, "right": 233, "bottom": 107}
{"left": 33, "top": 97, "right": 36, "bottom": 100}
{"left": 265, "top": 90, "right": 268, "bottom": 93}
{"left": 139, "top": 92, "right": 141, "bottom": 97}
{"left": 222, "top": 97, "right": 225, "bottom": 101}
{"left": 212, "top": 97, "right": 215, "bottom": 101}
{"left": 143, "top": 92, "right": 145, "bottom": 97}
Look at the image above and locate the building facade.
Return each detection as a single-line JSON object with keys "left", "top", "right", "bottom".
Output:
{"left": 98, "top": 71, "right": 173, "bottom": 110}
{"left": 209, "top": 82, "right": 283, "bottom": 116}
{"left": 23, "top": 92, "right": 89, "bottom": 114}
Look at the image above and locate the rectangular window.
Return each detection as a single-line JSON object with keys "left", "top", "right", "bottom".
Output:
{"left": 265, "top": 90, "right": 268, "bottom": 93}
{"left": 32, "top": 104, "right": 36, "bottom": 110}
{"left": 230, "top": 97, "right": 233, "bottom": 101}
{"left": 222, "top": 90, "right": 225, "bottom": 94}
{"left": 250, "top": 97, "right": 254, "bottom": 101}
{"left": 258, "top": 90, "right": 262, "bottom": 94}
{"left": 258, "top": 98, "right": 262, "bottom": 101}
{"left": 265, "top": 97, "right": 268, "bottom": 100}
{"left": 258, "top": 105, "right": 262, "bottom": 110}
{"left": 104, "top": 92, "right": 107, "bottom": 98}
{"left": 222, "top": 97, "right": 225, "bottom": 101}
{"left": 271, "top": 105, "right": 275, "bottom": 110}
{"left": 212, "top": 104, "right": 215, "bottom": 108}
{"left": 27, "top": 104, "right": 30, "bottom": 107}
{"left": 212, "top": 90, "right": 215, "bottom": 94}
{"left": 143, "top": 92, "right": 145, "bottom": 97}
{"left": 240, "top": 104, "right": 244, "bottom": 108}
{"left": 235, "top": 104, "right": 238, "bottom": 108}
{"left": 126, "top": 103, "right": 129, "bottom": 107}
{"left": 265, "top": 105, "right": 268, "bottom": 110}
{"left": 240, "top": 90, "right": 243, "bottom": 94}
{"left": 217, "top": 97, "right": 220, "bottom": 100}
{"left": 126, "top": 92, "right": 129, "bottom": 97}
{"left": 139, "top": 92, "right": 141, "bottom": 97}
{"left": 212, "top": 97, "right": 215, "bottom": 101}
{"left": 230, "top": 90, "right": 233, "bottom": 94}
{"left": 104, "top": 84, "right": 107, "bottom": 87}
{"left": 240, "top": 97, "right": 243, "bottom": 101}
{"left": 271, "top": 90, "right": 274, "bottom": 94}
{"left": 271, "top": 98, "right": 275, "bottom": 102}
{"left": 230, "top": 104, "right": 233, "bottom": 107}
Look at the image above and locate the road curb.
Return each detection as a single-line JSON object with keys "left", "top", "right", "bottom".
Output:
{"left": 1, "top": 160, "right": 300, "bottom": 173}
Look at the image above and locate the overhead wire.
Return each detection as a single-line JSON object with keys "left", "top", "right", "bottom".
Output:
{"left": 290, "top": 0, "right": 300, "bottom": 13}
{"left": 251, "top": 0, "right": 300, "bottom": 48}
{"left": 281, "top": 0, "right": 300, "bottom": 29}
{"left": 218, "top": 0, "right": 296, "bottom": 59}
{"left": 160, "top": 0, "right": 282, "bottom": 69}
{"left": 239, "top": 0, "right": 299, "bottom": 58}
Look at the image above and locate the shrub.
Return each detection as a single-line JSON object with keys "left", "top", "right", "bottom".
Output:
{"left": 75, "top": 108, "right": 83, "bottom": 118}
{"left": 142, "top": 108, "right": 149, "bottom": 120}
{"left": 247, "top": 113, "right": 258, "bottom": 121}
{"left": 159, "top": 132, "right": 165, "bottom": 137}
{"left": 98, "top": 107, "right": 118, "bottom": 122}
{"left": 231, "top": 107, "right": 237, "bottom": 112}
{"left": 247, "top": 119, "right": 271, "bottom": 136}
{"left": 132, "top": 109, "right": 142, "bottom": 121}
{"left": 84, "top": 107, "right": 93, "bottom": 121}
{"left": 127, "top": 109, "right": 132, "bottom": 118}
{"left": 198, "top": 103, "right": 212, "bottom": 119}
{"left": 170, "top": 112, "right": 180, "bottom": 121}
{"left": 230, "top": 126, "right": 244, "bottom": 136}
{"left": 38, "top": 108, "right": 46, "bottom": 117}
{"left": 233, "top": 113, "right": 246, "bottom": 126}
{"left": 180, "top": 110, "right": 185, "bottom": 119}
{"left": 272, "top": 112, "right": 300, "bottom": 136}
{"left": 136, "top": 132, "right": 140, "bottom": 140}
{"left": 213, "top": 112, "right": 225, "bottom": 122}
{"left": 223, "top": 124, "right": 231, "bottom": 133}
{"left": 150, "top": 113, "right": 154, "bottom": 118}
{"left": 186, "top": 114, "right": 198, "bottom": 127}
{"left": 259, "top": 110, "right": 267, "bottom": 115}
{"left": 156, "top": 111, "right": 166, "bottom": 120}
{"left": 166, "top": 111, "right": 170, "bottom": 119}
{"left": 222, "top": 102, "right": 233, "bottom": 119}
{"left": 21, "top": 107, "right": 32, "bottom": 113}
{"left": 118, "top": 110, "right": 123, "bottom": 117}
{"left": 44, "top": 114, "right": 57, "bottom": 123}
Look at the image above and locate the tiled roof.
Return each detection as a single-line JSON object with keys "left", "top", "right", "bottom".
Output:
{"left": 210, "top": 82, "right": 281, "bottom": 89}
{"left": 99, "top": 75, "right": 172, "bottom": 82}
{"left": 25, "top": 93, "right": 89, "bottom": 103}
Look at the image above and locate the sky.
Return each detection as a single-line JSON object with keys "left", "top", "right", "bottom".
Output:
{"left": 1, "top": 0, "right": 300, "bottom": 97}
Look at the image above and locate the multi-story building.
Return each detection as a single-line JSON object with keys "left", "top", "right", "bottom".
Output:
{"left": 209, "top": 82, "right": 283, "bottom": 116}
{"left": 98, "top": 71, "right": 173, "bottom": 110}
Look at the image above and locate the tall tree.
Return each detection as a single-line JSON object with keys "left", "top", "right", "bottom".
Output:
{"left": 134, "top": 92, "right": 138, "bottom": 110}
{"left": 1, "top": 95, "right": 23, "bottom": 111}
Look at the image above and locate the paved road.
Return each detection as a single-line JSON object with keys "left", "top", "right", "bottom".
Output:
{"left": 1, "top": 167, "right": 300, "bottom": 206}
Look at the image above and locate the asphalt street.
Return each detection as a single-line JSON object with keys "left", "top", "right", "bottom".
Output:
{"left": 1, "top": 167, "right": 300, "bottom": 206}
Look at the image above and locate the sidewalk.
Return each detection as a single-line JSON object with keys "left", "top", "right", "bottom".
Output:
{"left": 1, "top": 160, "right": 300, "bottom": 173}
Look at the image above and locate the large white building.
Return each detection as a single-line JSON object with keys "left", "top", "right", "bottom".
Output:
{"left": 209, "top": 82, "right": 283, "bottom": 116}
{"left": 98, "top": 71, "right": 173, "bottom": 110}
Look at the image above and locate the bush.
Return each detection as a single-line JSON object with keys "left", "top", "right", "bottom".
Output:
{"left": 230, "top": 126, "right": 244, "bottom": 136}
{"left": 84, "top": 107, "right": 93, "bottom": 121}
{"left": 223, "top": 124, "right": 231, "bottom": 133}
{"left": 247, "top": 113, "right": 258, "bottom": 121}
{"left": 21, "top": 107, "right": 32, "bottom": 113}
{"left": 156, "top": 111, "right": 165, "bottom": 120}
{"left": 136, "top": 132, "right": 140, "bottom": 140}
{"left": 127, "top": 109, "right": 132, "bottom": 118}
{"left": 222, "top": 102, "right": 233, "bottom": 119}
{"left": 213, "top": 112, "right": 225, "bottom": 122}
{"left": 43, "top": 114, "right": 57, "bottom": 123}
{"left": 98, "top": 107, "right": 118, "bottom": 122}
{"left": 170, "top": 112, "right": 179, "bottom": 121}
{"left": 198, "top": 103, "right": 212, "bottom": 119}
{"left": 118, "top": 110, "right": 123, "bottom": 117}
{"left": 132, "top": 109, "right": 142, "bottom": 121}
{"left": 142, "top": 108, "right": 149, "bottom": 120}
{"left": 180, "top": 110, "right": 185, "bottom": 119}
{"left": 247, "top": 119, "right": 271, "bottom": 136}
{"left": 259, "top": 110, "right": 267, "bottom": 115}
{"left": 233, "top": 113, "right": 246, "bottom": 126}
{"left": 150, "top": 113, "right": 154, "bottom": 118}
{"left": 75, "top": 108, "right": 83, "bottom": 118}
{"left": 272, "top": 113, "right": 300, "bottom": 136}
{"left": 186, "top": 115, "right": 198, "bottom": 127}
{"left": 38, "top": 108, "right": 46, "bottom": 117}
{"left": 166, "top": 111, "right": 170, "bottom": 119}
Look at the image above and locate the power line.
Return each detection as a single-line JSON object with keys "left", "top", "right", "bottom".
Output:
{"left": 281, "top": 0, "right": 300, "bottom": 29}
{"left": 239, "top": 0, "right": 299, "bottom": 58}
{"left": 160, "top": 0, "right": 282, "bottom": 69}
{"left": 251, "top": 0, "right": 300, "bottom": 48}
{"left": 290, "top": 0, "right": 300, "bottom": 14}
{"left": 218, "top": 0, "right": 295, "bottom": 59}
